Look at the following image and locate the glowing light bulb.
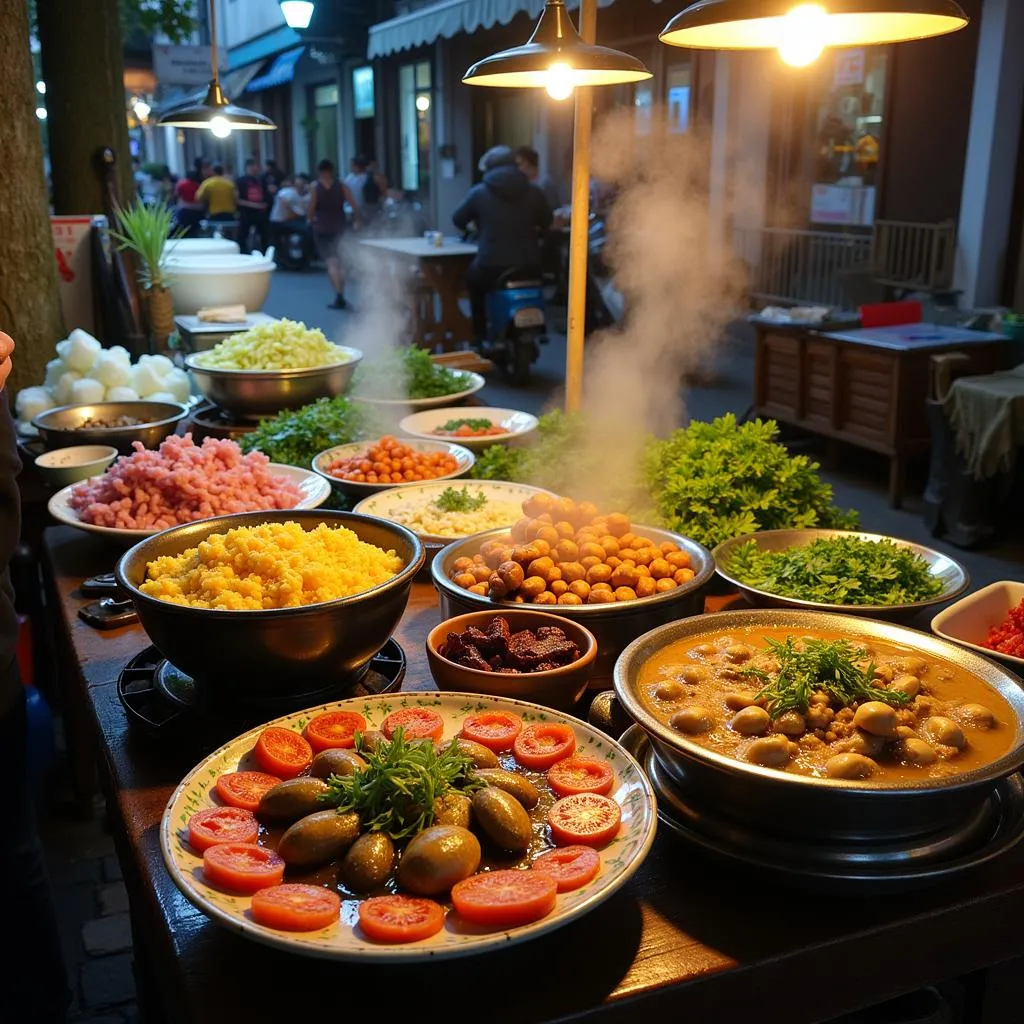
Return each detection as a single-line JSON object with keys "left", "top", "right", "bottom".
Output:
{"left": 545, "top": 62, "right": 575, "bottom": 101}
{"left": 133, "top": 99, "right": 151, "bottom": 122}
{"left": 36, "top": 81, "right": 46, "bottom": 94}
{"left": 209, "top": 115, "right": 232, "bottom": 138}
{"left": 35, "top": 106, "right": 47, "bottom": 120}
{"left": 415, "top": 94, "right": 431, "bottom": 112}
{"left": 778, "top": 4, "right": 828, "bottom": 67}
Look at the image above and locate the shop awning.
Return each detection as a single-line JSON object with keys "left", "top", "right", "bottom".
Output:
{"left": 367, "top": 0, "right": 619, "bottom": 59}
{"left": 247, "top": 46, "right": 304, "bottom": 92}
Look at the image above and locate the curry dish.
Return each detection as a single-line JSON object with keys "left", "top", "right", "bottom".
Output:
{"left": 638, "top": 628, "right": 1017, "bottom": 783}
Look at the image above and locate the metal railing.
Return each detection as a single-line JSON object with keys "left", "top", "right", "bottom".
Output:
{"left": 872, "top": 219, "right": 956, "bottom": 292}
{"left": 734, "top": 226, "right": 872, "bottom": 307}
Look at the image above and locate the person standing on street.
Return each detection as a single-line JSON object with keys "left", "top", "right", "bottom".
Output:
{"left": 270, "top": 173, "right": 313, "bottom": 260}
{"left": 197, "top": 164, "right": 237, "bottom": 222}
{"left": 307, "top": 159, "right": 360, "bottom": 310}
{"left": 344, "top": 155, "right": 385, "bottom": 228}
{"left": 236, "top": 157, "right": 269, "bottom": 254}
{"left": 0, "top": 331, "right": 71, "bottom": 1024}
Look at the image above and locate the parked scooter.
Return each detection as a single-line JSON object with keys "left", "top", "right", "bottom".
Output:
{"left": 482, "top": 268, "right": 548, "bottom": 386}
{"left": 586, "top": 214, "right": 622, "bottom": 332}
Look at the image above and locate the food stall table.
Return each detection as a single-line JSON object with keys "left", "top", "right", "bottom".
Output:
{"left": 359, "top": 237, "right": 477, "bottom": 351}
{"left": 43, "top": 524, "right": 1024, "bottom": 1024}
{"left": 753, "top": 321, "right": 1010, "bottom": 508}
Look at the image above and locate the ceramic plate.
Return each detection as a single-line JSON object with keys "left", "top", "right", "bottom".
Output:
{"left": 399, "top": 407, "right": 539, "bottom": 450}
{"left": 352, "top": 371, "right": 486, "bottom": 410}
{"left": 932, "top": 581, "right": 1024, "bottom": 671}
{"left": 160, "top": 691, "right": 657, "bottom": 962}
{"left": 47, "top": 464, "right": 331, "bottom": 543}
{"left": 312, "top": 438, "right": 475, "bottom": 498}
{"left": 353, "top": 480, "right": 553, "bottom": 543}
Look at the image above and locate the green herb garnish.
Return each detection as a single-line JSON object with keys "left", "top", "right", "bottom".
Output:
{"left": 744, "top": 637, "right": 911, "bottom": 719}
{"left": 437, "top": 418, "right": 494, "bottom": 433}
{"left": 357, "top": 347, "right": 468, "bottom": 400}
{"left": 432, "top": 486, "right": 488, "bottom": 513}
{"left": 319, "top": 729, "right": 484, "bottom": 839}
{"left": 726, "top": 535, "right": 943, "bottom": 606}
{"left": 239, "top": 396, "right": 364, "bottom": 468}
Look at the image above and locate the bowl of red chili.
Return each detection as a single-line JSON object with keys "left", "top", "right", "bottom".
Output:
{"left": 932, "top": 581, "right": 1024, "bottom": 672}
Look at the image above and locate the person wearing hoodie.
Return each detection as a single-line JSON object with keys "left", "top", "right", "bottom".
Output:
{"left": 452, "top": 145, "right": 553, "bottom": 345}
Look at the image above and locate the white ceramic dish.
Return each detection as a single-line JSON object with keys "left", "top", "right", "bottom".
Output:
{"left": 312, "top": 438, "right": 474, "bottom": 498}
{"left": 353, "top": 480, "right": 552, "bottom": 543}
{"left": 399, "top": 407, "right": 539, "bottom": 450}
{"left": 165, "top": 238, "right": 240, "bottom": 258}
{"left": 160, "top": 690, "right": 657, "bottom": 962}
{"left": 35, "top": 445, "right": 118, "bottom": 488}
{"left": 166, "top": 254, "right": 275, "bottom": 315}
{"left": 352, "top": 371, "right": 485, "bottom": 410}
{"left": 47, "top": 464, "right": 331, "bottom": 542}
{"left": 931, "top": 581, "right": 1024, "bottom": 672}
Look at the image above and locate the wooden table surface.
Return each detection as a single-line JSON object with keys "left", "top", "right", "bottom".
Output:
{"left": 44, "top": 525, "right": 1024, "bottom": 1023}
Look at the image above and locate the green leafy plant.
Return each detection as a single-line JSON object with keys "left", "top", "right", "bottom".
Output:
{"left": 356, "top": 347, "right": 469, "bottom": 401}
{"left": 725, "top": 535, "right": 943, "bottom": 606}
{"left": 643, "top": 415, "right": 857, "bottom": 549}
{"left": 320, "top": 729, "right": 484, "bottom": 839}
{"left": 239, "top": 396, "right": 365, "bottom": 468}
{"left": 744, "top": 637, "right": 910, "bottom": 719}
{"left": 432, "top": 486, "right": 488, "bottom": 513}
{"left": 109, "top": 199, "right": 183, "bottom": 291}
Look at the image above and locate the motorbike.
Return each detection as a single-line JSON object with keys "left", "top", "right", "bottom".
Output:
{"left": 482, "top": 268, "right": 548, "bottom": 386}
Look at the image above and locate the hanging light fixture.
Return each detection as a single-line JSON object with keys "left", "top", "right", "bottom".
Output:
{"left": 661, "top": 1, "right": 968, "bottom": 67}
{"left": 279, "top": 0, "right": 315, "bottom": 30}
{"left": 463, "top": 0, "right": 651, "bottom": 100}
{"left": 158, "top": 0, "right": 276, "bottom": 134}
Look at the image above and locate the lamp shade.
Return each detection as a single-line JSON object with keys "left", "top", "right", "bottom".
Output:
{"left": 463, "top": 0, "right": 651, "bottom": 89}
{"left": 660, "top": 0, "right": 969, "bottom": 50}
{"left": 157, "top": 80, "right": 277, "bottom": 131}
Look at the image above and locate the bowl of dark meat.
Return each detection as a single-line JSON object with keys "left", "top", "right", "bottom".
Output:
{"left": 426, "top": 610, "right": 597, "bottom": 710}
{"left": 32, "top": 400, "right": 190, "bottom": 454}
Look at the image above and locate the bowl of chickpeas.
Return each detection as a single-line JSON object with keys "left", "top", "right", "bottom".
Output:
{"left": 431, "top": 493, "right": 715, "bottom": 683}
{"left": 312, "top": 436, "right": 475, "bottom": 497}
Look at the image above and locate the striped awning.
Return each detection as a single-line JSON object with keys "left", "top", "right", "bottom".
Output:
{"left": 247, "top": 46, "right": 305, "bottom": 92}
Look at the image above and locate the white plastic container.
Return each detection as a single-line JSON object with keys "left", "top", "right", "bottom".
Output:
{"left": 165, "top": 238, "right": 240, "bottom": 259}
{"left": 165, "top": 253, "right": 275, "bottom": 315}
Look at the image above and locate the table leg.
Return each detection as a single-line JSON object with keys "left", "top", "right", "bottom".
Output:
{"left": 421, "top": 261, "right": 474, "bottom": 350}
{"left": 888, "top": 454, "right": 906, "bottom": 509}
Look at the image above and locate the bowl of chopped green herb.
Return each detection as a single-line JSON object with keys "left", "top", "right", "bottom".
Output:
{"left": 352, "top": 347, "right": 485, "bottom": 409}
{"left": 712, "top": 529, "right": 969, "bottom": 621}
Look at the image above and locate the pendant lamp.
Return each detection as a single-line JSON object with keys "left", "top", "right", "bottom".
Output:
{"left": 158, "top": 0, "right": 276, "bottom": 134}
{"left": 661, "top": 0, "right": 969, "bottom": 67}
{"left": 463, "top": 0, "right": 651, "bottom": 99}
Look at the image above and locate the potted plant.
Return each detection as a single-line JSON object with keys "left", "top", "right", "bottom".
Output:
{"left": 110, "top": 200, "right": 182, "bottom": 352}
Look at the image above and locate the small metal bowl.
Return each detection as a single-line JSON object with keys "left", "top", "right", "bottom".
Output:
{"left": 613, "top": 610, "right": 1024, "bottom": 844}
{"left": 432, "top": 526, "right": 715, "bottom": 682}
{"left": 185, "top": 347, "right": 362, "bottom": 419}
{"left": 115, "top": 510, "right": 424, "bottom": 700}
{"left": 712, "top": 529, "right": 969, "bottom": 622}
{"left": 32, "top": 401, "right": 189, "bottom": 454}
{"left": 312, "top": 439, "right": 475, "bottom": 498}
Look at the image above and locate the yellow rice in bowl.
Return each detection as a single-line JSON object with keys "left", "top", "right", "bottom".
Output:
{"left": 140, "top": 521, "right": 405, "bottom": 610}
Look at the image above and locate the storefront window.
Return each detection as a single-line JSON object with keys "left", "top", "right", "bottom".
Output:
{"left": 309, "top": 82, "right": 339, "bottom": 169}
{"left": 400, "top": 60, "right": 432, "bottom": 194}
{"left": 666, "top": 65, "right": 691, "bottom": 133}
{"left": 810, "top": 48, "right": 887, "bottom": 228}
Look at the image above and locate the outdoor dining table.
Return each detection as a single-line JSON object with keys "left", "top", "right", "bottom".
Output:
{"left": 360, "top": 236, "right": 478, "bottom": 351}
{"left": 42, "top": 523, "right": 1024, "bottom": 1024}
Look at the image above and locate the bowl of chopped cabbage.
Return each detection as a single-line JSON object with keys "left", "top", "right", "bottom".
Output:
{"left": 185, "top": 320, "right": 361, "bottom": 419}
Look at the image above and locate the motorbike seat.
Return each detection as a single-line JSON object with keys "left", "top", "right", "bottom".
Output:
{"left": 495, "top": 268, "right": 543, "bottom": 291}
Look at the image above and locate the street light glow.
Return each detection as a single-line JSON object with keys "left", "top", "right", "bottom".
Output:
{"left": 36, "top": 80, "right": 46, "bottom": 94}
{"left": 415, "top": 94, "right": 431, "bottom": 112}
{"left": 545, "top": 62, "right": 575, "bottom": 101}
{"left": 778, "top": 4, "right": 828, "bottom": 66}
{"left": 35, "top": 106, "right": 47, "bottom": 120}
{"left": 133, "top": 99, "right": 151, "bottom": 122}
{"left": 279, "top": 0, "right": 314, "bottom": 29}
{"left": 209, "top": 115, "right": 232, "bottom": 138}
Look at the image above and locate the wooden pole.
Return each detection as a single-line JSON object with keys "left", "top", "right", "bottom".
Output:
{"left": 564, "top": 0, "right": 597, "bottom": 413}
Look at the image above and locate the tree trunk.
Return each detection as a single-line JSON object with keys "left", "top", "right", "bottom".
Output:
{"left": 0, "top": 1, "right": 65, "bottom": 398}
{"left": 37, "top": 0, "right": 133, "bottom": 217}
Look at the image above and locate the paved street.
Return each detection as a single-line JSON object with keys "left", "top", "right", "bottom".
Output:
{"left": 38, "top": 267, "right": 1024, "bottom": 1023}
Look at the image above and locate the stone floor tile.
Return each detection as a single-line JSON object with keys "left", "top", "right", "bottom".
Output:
{"left": 82, "top": 913, "right": 133, "bottom": 956}
{"left": 97, "top": 882, "right": 129, "bottom": 917}
{"left": 79, "top": 953, "right": 136, "bottom": 1010}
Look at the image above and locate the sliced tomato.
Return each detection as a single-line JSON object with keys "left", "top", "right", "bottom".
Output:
{"left": 304, "top": 711, "right": 367, "bottom": 752}
{"left": 382, "top": 707, "right": 444, "bottom": 743}
{"left": 202, "top": 842, "right": 285, "bottom": 894}
{"left": 512, "top": 723, "right": 577, "bottom": 771}
{"left": 547, "top": 756, "right": 615, "bottom": 797}
{"left": 358, "top": 895, "right": 446, "bottom": 943}
{"left": 215, "top": 771, "right": 282, "bottom": 811}
{"left": 451, "top": 870, "right": 557, "bottom": 928}
{"left": 251, "top": 884, "right": 340, "bottom": 932}
{"left": 548, "top": 793, "right": 622, "bottom": 848}
{"left": 460, "top": 711, "right": 522, "bottom": 753}
{"left": 531, "top": 845, "right": 601, "bottom": 892}
{"left": 187, "top": 806, "right": 259, "bottom": 853}
{"left": 254, "top": 726, "right": 313, "bottom": 779}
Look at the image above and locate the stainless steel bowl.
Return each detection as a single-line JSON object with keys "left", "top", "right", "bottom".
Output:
{"left": 712, "top": 529, "right": 969, "bottom": 622}
{"left": 116, "top": 510, "right": 424, "bottom": 700}
{"left": 432, "top": 526, "right": 715, "bottom": 682}
{"left": 32, "top": 401, "right": 189, "bottom": 454}
{"left": 614, "top": 610, "right": 1024, "bottom": 843}
{"left": 184, "top": 347, "right": 362, "bottom": 419}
